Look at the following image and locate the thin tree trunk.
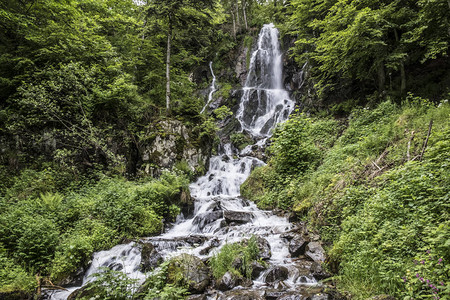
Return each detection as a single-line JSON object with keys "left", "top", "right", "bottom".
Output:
{"left": 242, "top": 0, "right": 248, "bottom": 30}
{"left": 231, "top": 10, "right": 236, "bottom": 39}
{"left": 235, "top": 0, "right": 240, "bottom": 30}
{"left": 394, "top": 28, "right": 406, "bottom": 97}
{"left": 166, "top": 18, "right": 172, "bottom": 114}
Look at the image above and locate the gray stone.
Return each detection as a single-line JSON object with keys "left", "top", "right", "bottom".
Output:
{"left": 305, "top": 242, "right": 326, "bottom": 263}
{"left": 140, "top": 242, "right": 163, "bottom": 272}
{"left": 256, "top": 236, "right": 271, "bottom": 260}
{"left": 167, "top": 254, "right": 211, "bottom": 293}
{"left": 250, "top": 261, "right": 267, "bottom": 279}
{"left": 289, "top": 235, "right": 308, "bottom": 257}
{"left": 224, "top": 211, "right": 254, "bottom": 224}
{"left": 264, "top": 266, "right": 289, "bottom": 283}
{"left": 193, "top": 211, "right": 224, "bottom": 231}
{"left": 216, "top": 271, "right": 239, "bottom": 291}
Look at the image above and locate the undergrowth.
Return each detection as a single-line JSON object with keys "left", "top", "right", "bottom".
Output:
{"left": 241, "top": 98, "right": 450, "bottom": 298}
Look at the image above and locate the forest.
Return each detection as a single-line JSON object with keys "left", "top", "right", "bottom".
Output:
{"left": 0, "top": 0, "right": 449, "bottom": 299}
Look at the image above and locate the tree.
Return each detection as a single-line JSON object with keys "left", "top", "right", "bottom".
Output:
{"left": 145, "top": 0, "right": 215, "bottom": 115}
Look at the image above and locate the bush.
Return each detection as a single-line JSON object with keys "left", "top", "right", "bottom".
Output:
{"left": 209, "top": 236, "right": 260, "bottom": 279}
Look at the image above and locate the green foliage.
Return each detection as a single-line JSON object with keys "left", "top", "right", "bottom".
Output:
{"left": 243, "top": 99, "right": 450, "bottom": 298}
{"left": 402, "top": 248, "right": 449, "bottom": 300}
{"left": 230, "top": 132, "right": 253, "bottom": 150}
{"left": 82, "top": 267, "right": 139, "bottom": 300}
{"left": 0, "top": 248, "right": 36, "bottom": 293}
{"left": 141, "top": 261, "right": 188, "bottom": 300}
{"left": 209, "top": 236, "right": 260, "bottom": 279}
{"left": 0, "top": 171, "right": 189, "bottom": 291}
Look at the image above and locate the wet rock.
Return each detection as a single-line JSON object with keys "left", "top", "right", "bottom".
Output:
{"left": 307, "top": 294, "right": 329, "bottom": 300}
{"left": 224, "top": 211, "right": 254, "bottom": 224}
{"left": 193, "top": 211, "right": 224, "bottom": 231}
{"left": 199, "top": 237, "right": 220, "bottom": 255}
{"left": 250, "top": 261, "right": 267, "bottom": 279}
{"left": 219, "top": 290, "right": 265, "bottom": 300}
{"left": 305, "top": 242, "right": 326, "bottom": 263}
{"left": 216, "top": 271, "right": 239, "bottom": 291}
{"left": 289, "top": 235, "right": 308, "bottom": 257}
{"left": 57, "top": 266, "right": 85, "bottom": 287}
{"left": 264, "top": 266, "right": 289, "bottom": 283}
{"left": 167, "top": 254, "right": 211, "bottom": 293}
{"left": 310, "top": 262, "right": 331, "bottom": 280}
{"left": 140, "top": 242, "right": 163, "bottom": 272}
{"left": 264, "top": 289, "right": 285, "bottom": 299}
{"left": 256, "top": 236, "right": 271, "bottom": 260}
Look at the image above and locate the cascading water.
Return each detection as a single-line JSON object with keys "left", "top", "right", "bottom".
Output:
{"left": 201, "top": 61, "right": 217, "bottom": 114}
{"left": 236, "top": 24, "right": 295, "bottom": 137}
{"left": 47, "top": 24, "right": 322, "bottom": 300}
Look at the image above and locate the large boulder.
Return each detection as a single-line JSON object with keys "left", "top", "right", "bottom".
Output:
{"left": 193, "top": 211, "right": 224, "bottom": 231}
{"left": 216, "top": 271, "right": 248, "bottom": 291}
{"left": 256, "top": 237, "right": 271, "bottom": 260}
{"left": 224, "top": 211, "right": 254, "bottom": 224}
{"left": 289, "top": 235, "right": 308, "bottom": 257}
{"left": 250, "top": 261, "right": 267, "bottom": 279}
{"left": 167, "top": 254, "right": 211, "bottom": 293}
{"left": 264, "top": 266, "right": 289, "bottom": 283}
{"left": 305, "top": 242, "right": 326, "bottom": 263}
{"left": 139, "top": 242, "right": 163, "bottom": 272}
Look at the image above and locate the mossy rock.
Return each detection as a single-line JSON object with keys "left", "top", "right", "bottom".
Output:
{"left": 167, "top": 254, "right": 211, "bottom": 293}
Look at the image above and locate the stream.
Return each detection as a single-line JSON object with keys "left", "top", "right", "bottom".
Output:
{"left": 46, "top": 23, "right": 329, "bottom": 300}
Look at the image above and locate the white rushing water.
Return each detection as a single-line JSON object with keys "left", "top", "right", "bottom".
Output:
{"left": 236, "top": 23, "right": 295, "bottom": 137}
{"left": 48, "top": 24, "right": 315, "bottom": 300}
{"left": 201, "top": 61, "right": 217, "bottom": 114}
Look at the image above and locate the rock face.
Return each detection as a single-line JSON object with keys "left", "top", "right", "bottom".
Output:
{"left": 256, "top": 237, "right": 272, "bottom": 260}
{"left": 305, "top": 242, "right": 326, "bottom": 263}
{"left": 139, "top": 242, "right": 163, "bottom": 272}
{"left": 141, "top": 120, "right": 210, "bottom": 176}
{"left": 167, "top": 254, "right": 211, "bottom": 293}
{"left": 193, "top": 211, "right": 224, "bottom": 231}
{"left": 224, "top": 211, "right": 254, "bottom": 225}
{"left": 264, "top": 266, "right": 289, "bottom": 283}
{"left": 288, "top": 235, "right": 308, "bottom": 257}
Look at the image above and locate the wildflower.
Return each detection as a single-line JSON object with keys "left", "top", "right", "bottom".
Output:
{"left": 402, "top": 276, "right": 407, "bottom": 282}
{"left": 438, "top": 258, "right": 443, "bottom": 263}
{"left": 427, "top": 279, "right": 430, "bottom": 283}
{"left": 420, "top": 277, "right": 424, "bottom": 281}
{"left": 440, "top": 282, "right": 444, "bottom": 286}
{"left": 427, "top": 250, "right": 431, "bottom": 254}
{"left": 416, "top": 273, "right": 420, "bottom": 278}
{"left": 421, "top": 260, "right": 425, "bottom": 264}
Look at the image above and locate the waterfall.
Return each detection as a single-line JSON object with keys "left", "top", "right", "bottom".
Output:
{"left": 236, "top": 23, "right": 294, "bottom": 137}
{"left": 47, "top": 24, "right": 319, "bottom": 300}
{"left": 201, "top": 61, "right": 217, "bottom": 114}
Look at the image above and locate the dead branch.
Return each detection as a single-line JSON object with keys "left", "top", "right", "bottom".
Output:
{"left": 419, "top": 120, "right": 433, "bottom": 161}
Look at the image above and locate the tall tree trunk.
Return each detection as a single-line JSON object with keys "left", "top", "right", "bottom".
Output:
{"left": 394, "top": 28, "right": 406, "bottom": 97}
{"left": 166, "top": 18, "right": 172, "bottom": 114}
{"left": 235, "top": 0, "right": 240, "bottom": 30}
{"left": 242, "top": 0, "right": 248, "bottom": 30}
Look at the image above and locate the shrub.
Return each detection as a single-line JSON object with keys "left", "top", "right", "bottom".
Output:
{"left": 209, "top": 236, "right": 260, "bottom": 279}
